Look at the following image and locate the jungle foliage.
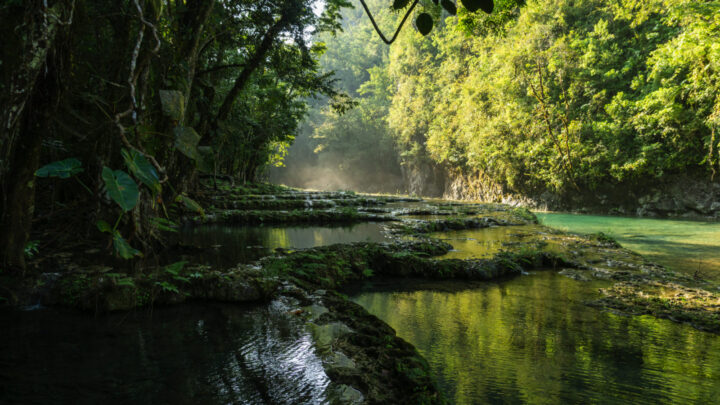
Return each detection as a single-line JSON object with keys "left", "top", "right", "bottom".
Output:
{"left": 0, "top": 0, "right": 353, "bottom": 270}
{"left": 294, "top": 0, "right": 720, "bottom": 196}
{"left": 275, "top": 0, "right": 405, "bottom": 192}
{"left": 3, "top": 0, "right": 719, "bottom": 271}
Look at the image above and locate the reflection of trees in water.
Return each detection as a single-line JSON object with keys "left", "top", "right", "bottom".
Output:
{"left": 354, "top": 273, "right": 720, "bottom": 404}
{"left": 182, "top": 224, "right": 390, "bottom": 268}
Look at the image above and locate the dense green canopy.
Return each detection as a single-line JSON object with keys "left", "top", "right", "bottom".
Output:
{"left": 282, "top": 0, "right": 720, "bottom": 197}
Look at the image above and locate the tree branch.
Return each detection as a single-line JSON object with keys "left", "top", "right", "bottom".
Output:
{"left": 214, "top": 13, "right": 291, "bottom": 124}
{"left": 197, "top": 63, "right": 246, "bottom": 76}
{"left": 114, "top": 0, "right": 167, "bottom": 183}
{"left": 358, "top": 0, "right": 420, "bottom": 45}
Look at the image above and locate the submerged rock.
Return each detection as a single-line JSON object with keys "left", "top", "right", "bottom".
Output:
{"left": 591, "top": 281, "right": 720, "bottom": 333}
{"left": 303, "top": 303, "right": 329, "bottom": 321}
{"left": 309, "top": 321, "right": 353, "bottom": 353}
{"left": 329, "top": 384, "right": 364, "bottom": 404}
{"left": 326, "top": 351, "right": 357, "bottom": 370}
{"left": 558, "top": 269, "right": 592, "bottom": 282}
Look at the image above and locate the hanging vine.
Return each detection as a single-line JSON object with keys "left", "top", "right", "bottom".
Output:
{"left": 358, "top": 0, "right": 420, "bottom": 44}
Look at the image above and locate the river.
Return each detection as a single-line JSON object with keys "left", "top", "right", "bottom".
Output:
{"left": 350, "top": 211, "right": 720, "bottom": 404}
{"left": 352, "top": 273, "right": 720, "bottom": 404}
{"left": 2, "top": 204, "right": 719, "bottom": 404}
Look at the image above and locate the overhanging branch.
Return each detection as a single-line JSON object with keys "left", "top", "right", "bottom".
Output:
{"left": 358, "top": 0, "right": 420, "bottom": 45}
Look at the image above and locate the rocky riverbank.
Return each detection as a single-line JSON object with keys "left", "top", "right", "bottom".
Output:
{"left": 3, "top": 179, "right": 719, "bottom": 403}
{"left": 404, "top": 167, "right": 720, "bottom": 220}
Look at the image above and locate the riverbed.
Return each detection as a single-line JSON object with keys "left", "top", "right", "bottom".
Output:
{"left": 3, "top": 197, "right": 719, "bottom": 404}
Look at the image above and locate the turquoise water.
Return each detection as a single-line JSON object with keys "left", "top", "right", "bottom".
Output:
{"left": 536, "top": 213, "right": 720, "bottom": 280}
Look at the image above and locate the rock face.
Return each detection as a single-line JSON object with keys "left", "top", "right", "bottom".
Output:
{"left": 401, "top": 160, "right": 446, "bottom": 198}
{"left": 441, "top": 170, "right": 720, "bottom": 219}
{"left": 634, "top": 180, "right": 720, "bottom": 218}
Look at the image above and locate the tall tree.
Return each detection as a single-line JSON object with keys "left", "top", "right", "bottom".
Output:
{"left": 0, "top": 0, "right": 350, "bottom": 271}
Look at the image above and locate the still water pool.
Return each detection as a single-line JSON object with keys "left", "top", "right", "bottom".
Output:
{"left": 352, "top": 273, "right": 720, "bottom": 404}
{"left": 177, "top": 222, "right": 393, "bottom": 268}
{"left": 537, "top": 213, "right": 720, "bottom": 279}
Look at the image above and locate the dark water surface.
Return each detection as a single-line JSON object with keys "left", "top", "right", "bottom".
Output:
{"left": 178, "top": 222, "right": 393, "bottom": 268}
{"left": 0, "top": 301, "right": 331, "bottom": 404}
{"left": 351, "top": 273, "right": 720, "bottom": 404}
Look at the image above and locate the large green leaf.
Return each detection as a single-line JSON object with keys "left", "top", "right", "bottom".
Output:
{"left": 164, "top": 261, "right": 187, "bottom": 276}
{"left": 121, "top": 149, "right": 161, "bottom": 195}
{"left": 35, "top": 158, "right": 83, "bottom": 179}
{"left": 150, "top": 217, "right": 179, "bottom": 233}
{"left": 159, "top": 90, "right": 184, "bottom": 121}
{"left": 462, "top": 0, "right": 494, "bottom": 13}
{"left": 96, "top": 220, "right": 113, "bottom": 234}
{"left": 102, "top": 167, "right": 139, "bottom": 212}
{"left": 113, "top": 233, "right": 142, "bottom": 259}
{"left": 416, "top": 13, "right": 434, "bottom": 36}
{"left": 173, "top": 126, "right": 201, "bottom": 161}
{"left": 97, "top": 219, "right": 142, "bottom": 259}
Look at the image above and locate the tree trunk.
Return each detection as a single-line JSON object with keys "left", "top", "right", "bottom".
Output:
{"left": 0, "top": 96, "right": 47, "bottom": 272}
{"left": 0, "top": 0, "right": 71, "bottom": 273}
{"left": 213, "top": 14, "right": 290, "bottom": 125}
{"left": 160, "top": 0, "right": 216, "bottom": 192}
{"left": 178, "top": 0, "right": 216, "bottom": 122}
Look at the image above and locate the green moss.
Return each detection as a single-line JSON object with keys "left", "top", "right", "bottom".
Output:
{"left": 511, "top": 207, "right": 539, "bottom": 223}
{"left": 205, "top": 180, "right": 294, "bottom": 195}
{"left": 207, "top": 197, "right": 388, "bottom": 211}
{"left": 316, "top": 293, "right": 448, "bottom": 404}
{"left": 255, "top": 240, "right": 571, "bottom": 289}
{"left": 592, "top": 281, "right": 720, "bottom": 333}
{"left": 58, "top": 274, "right": 90, "bottom": 308}
{"left": 193, "top": 208, "right": 393, "bottom": 225}
{"left": 391, "top": 217, "right": 500, "bottom": 235}
{"left": 588, "top": 232, "right": 622, "bottom": 248}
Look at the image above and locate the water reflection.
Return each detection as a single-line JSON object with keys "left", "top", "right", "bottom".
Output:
{"left": 0, "top": 302, "right": 331, "bottom": 404}
{"left": 178, "top": 223, "right": 393, "bottom": 268}
{"left": 432, "top": 226, "right": 540, "bottom": 260}
{"left": 352, "top": 273, "right": 720, "bottom": 404}
{"left": 537, "top": 213, "right": 720, "bottom": 279}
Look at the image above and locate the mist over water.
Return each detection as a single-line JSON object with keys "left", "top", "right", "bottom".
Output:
{"left": 269, "top": 140, "right": 406, "bottom": 194}
{"left": 270, "top": 163, "right": 405, "bottom": 194}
